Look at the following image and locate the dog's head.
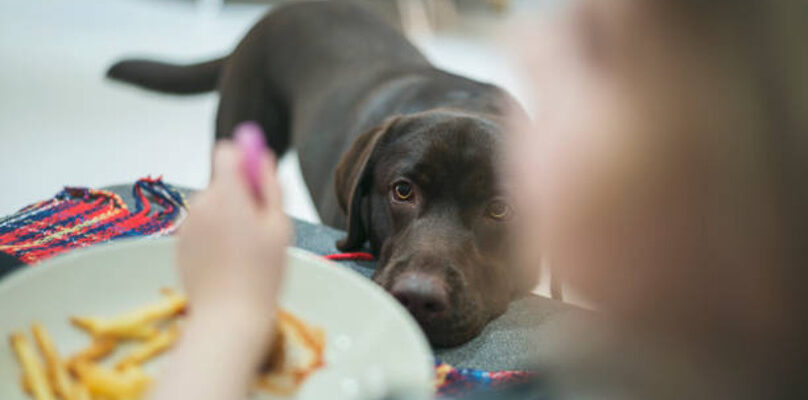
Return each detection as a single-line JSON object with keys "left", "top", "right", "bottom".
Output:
{"left": 334, "top": 109, "right": 536, "bottom": 346}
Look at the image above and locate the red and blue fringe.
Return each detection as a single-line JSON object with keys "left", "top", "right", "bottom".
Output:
{"left": 0, "top": 177, "right": 186, "bottom": 264}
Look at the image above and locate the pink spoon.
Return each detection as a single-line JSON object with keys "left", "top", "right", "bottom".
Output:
{"left": 233, "top": 121, "right": 268, "bottom": 201}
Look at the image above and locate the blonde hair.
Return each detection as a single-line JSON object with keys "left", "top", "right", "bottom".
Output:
{"left": 656, "top": 0, "right": 808, "bottom": 393}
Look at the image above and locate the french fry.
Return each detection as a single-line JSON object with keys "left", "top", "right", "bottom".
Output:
{"left": 10, "top": 332, "right": 55, "bottom": 400}
{"left": 21, "top": 374, "right": 32, "bottom": 396}
{"left": 255, "top": 311, "right": 326, "bottom": 396}
{"left": 70, "top": 292, "right": 186, "bottom": 340}
{"left": 69, "top": 336, "right": 118, "bottom": 360}
{"left": 70, "top": 316, "right": 159, "bottom": 340}
{"left": 66, "top": 336, "right": 118, "bottom": 375}
{"left": 70, "top": 382, "right": 91, "bottom": 400}
{"left": 73, "top": 360, "right": 151, "bottom": 400}
{"left": 115, "top": 324, "right": 180, "bottom": 370}
{"left": 31, "top": 323, "right": 76, "bottom": 400}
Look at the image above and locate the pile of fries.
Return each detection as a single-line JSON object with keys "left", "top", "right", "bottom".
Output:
{"left": 9, "top": 289, "right": 325, "bottom": 400}
{"left": 10, "top": 289, "right": 185, "bottom": 400}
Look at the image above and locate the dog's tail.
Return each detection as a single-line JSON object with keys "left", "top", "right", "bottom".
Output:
{"left": 106, "top": 57, "right": 226, "bottom": 94}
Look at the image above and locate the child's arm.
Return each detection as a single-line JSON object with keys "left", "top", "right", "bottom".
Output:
{"left": 149, "top": 142, "right": 290, "bottom": 400}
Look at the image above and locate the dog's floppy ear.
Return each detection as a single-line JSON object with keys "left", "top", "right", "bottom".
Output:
{"left": 334, "top": 117, "right": 400, "bottom": 251}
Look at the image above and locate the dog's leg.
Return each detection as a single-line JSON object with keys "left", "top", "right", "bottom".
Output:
{"left": 550, "top": 269, "right": 564, "bottom": 301}
{"left": 215, "top": 64, "right": 290, "bottom": 157}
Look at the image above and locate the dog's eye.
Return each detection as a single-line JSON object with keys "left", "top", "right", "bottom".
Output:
{"left": 393, "top": 181, "right": 413, "bottom": 201}
{"left": 487, "top": 200, "right": 512, "bottom": 220}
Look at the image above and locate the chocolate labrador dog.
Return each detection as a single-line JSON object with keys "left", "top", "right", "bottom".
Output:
{"left": 107, "top": 0, "right": 535, "bottom": 346}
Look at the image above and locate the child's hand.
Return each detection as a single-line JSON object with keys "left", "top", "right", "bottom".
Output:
{"left": 153, "top": 143, "right": 290, "bottom": 400}
{"left": 176, "top": 142, "right": 291, "bottom": 337}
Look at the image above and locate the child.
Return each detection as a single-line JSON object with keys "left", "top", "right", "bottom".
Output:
{"left": 507, "top": 1, "right": 807, "bottom": 398}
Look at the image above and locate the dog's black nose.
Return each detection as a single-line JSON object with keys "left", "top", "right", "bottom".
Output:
{"left": 390, "top": 273, "right": 449, "bottom": 322}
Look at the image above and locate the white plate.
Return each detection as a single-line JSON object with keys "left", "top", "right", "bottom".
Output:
{"left": 0, "top": 238, "right": 433, "bottom": 400}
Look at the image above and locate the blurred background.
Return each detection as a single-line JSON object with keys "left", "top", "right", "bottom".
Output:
{"left": 0, "top": 0, "right": 558, "bottom": 220}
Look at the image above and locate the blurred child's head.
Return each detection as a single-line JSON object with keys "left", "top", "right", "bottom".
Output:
{"left": 508, "top": 0, "right": 807, "bottom": 391}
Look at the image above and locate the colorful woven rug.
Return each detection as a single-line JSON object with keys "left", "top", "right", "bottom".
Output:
{"left": 435, "top": 360, "right": 533, "bottom": 398}
{"left": 0, "top": 178, "right": 533, "bottom": 397}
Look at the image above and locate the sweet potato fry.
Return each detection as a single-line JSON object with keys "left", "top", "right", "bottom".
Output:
{"left": 70, "top": 292, "right": 186, "bottom": 340}
{"left": 115, "top": 324, "right": 180, "bottom": 370}
{"left": 73, "top": 360, "right": 151, "bottom": 400}
{"left": 31, "top": 323, "right": 76, "bottom": 400}
{"left": 10, "top": 332, "right": 55, "bottom": 400}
